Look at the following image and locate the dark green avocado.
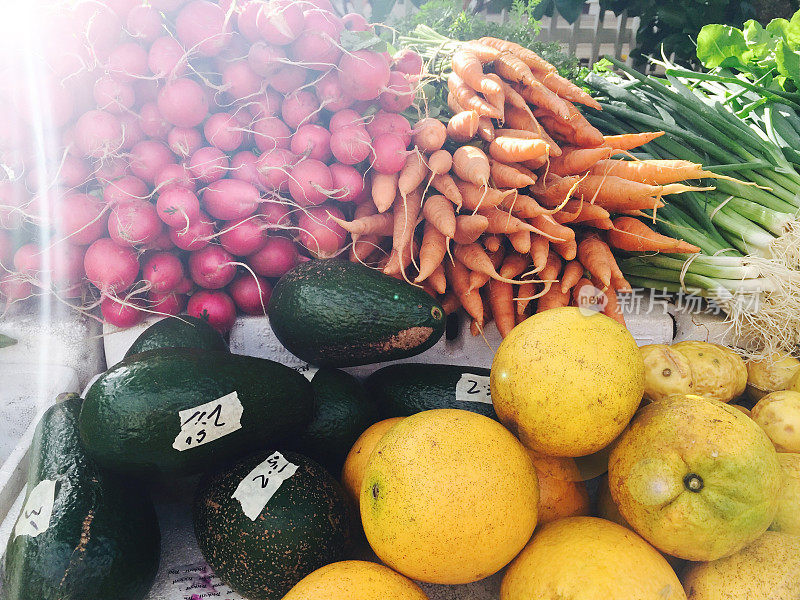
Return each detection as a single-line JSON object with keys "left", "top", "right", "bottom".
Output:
{"left": 78, "top": 349, "right": 314, "bottom": 476}
{"left": 267, "top": 260, "right": 446, "bottom": 367}
{"left": 293, "top": 368, "right": 379, "bottom": 474}
{"left": 365, "top": 363, "right": 498, "bottom": 420}
{"left": 2, "top": 394, "right": 160, "bottom": 600}
{"left": 124, "top": 315, "right": 228, "bottom": 358}
{"left": 193, "top": 451, "right": 352, "bottom": 600}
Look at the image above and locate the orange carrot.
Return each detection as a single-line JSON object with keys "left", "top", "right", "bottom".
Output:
{"left": 549, "top": 147, "right": 613, "bottom": 177}
{"left": 499, "top": 252, "right": 531, "bottom": 279}
{"left": 468, "top": 247, "right": 505, "bottom": 291}
{"left": 455, "top": 180, "right": 514, "bottom": 211}
{"left": 511, "top": 79, "right": 573, "bottom": 122}
{"left": 441, "top": 291, "right": 460, "bottom": 315}
{"left": 571, "top": 277, "right": 596, "bottom": 307}
{"left": 533, "top": 70, "right": 602, "bottom": 110}
{"left": 349, "top": 201, "right": 382, "bottom": 263}
{"left": 383, "top": 239, "right": 419, "bottom": 277}
{"left": 529, "top": 214, "right": 574, "bottom": 242}
{"left": 532, "top": 173, "right": 581, "bottom": 207}
{"left": 398, "top": 151, "right": 428, "bottom": 199}
{"left": 521, "top": 155, "right": 550, "bottom": 170}
{"left": 552, "top": 200, "right": 610, "bottom": 224}
{"left": 490, "top": 160, "right": 537, "bottom": 188}
{"left": 589, "top": 159, "right": 719, "bottom": 185}
{"left": 447, "top": 257, "right": 484, "bottom": 325}
{"left": 552, "top": 238, "right": 577, "bottom": 261}
{"left": 448, "top": 72, "right": 503, "bottom": 119}
{"left": 560, "top": 260, "right": 584, "bottom": 294}
{"left": 477, "top": 116, "right": 495, "bottom": 142}
{"left": 508, "top": 230, "right": 531, "bottom": 254}
{"left": 577, "top": 233, "right": 614, "bottom": 288}
{"left": 609, "top": 259, "right": 632, "bottom": 293}
{"left": 447, "top": 91, "right": 464, "bottom": 115}
{"left": 447, "top": 110, "right": 480, "bottom": 142}
{"left": 530, "top": 234, "right": 549, "bottom": 272}
{"left": 431, "top": 173, "right": 464, "bottom": 209}
{"left": 413, "top": 118, "right": 447, "bottom": 153}
{"left": 498, "top": 78, "right": 535, "bottom": 119}
{"left": 372, "top": 172, "right": 399, "bottom": 213}
{"left": 493, "top": 128, "right": 543, "bottom": 139}
{"left": 602, "top": 132, "right": 664, "bottom": 151}
{"left": 478, "top": 37, "right": 557, "bottom": 74}
{"left": 462, "top": 40, "right": 503, "bottom": 63}
{"left": 330, "top": 212, "right": 394, "bottom": 236}
{"left": 489, "top": 279, "right": 515, "bottom": 337}
{"left": 455, "top": 243, "right": 525, "bottom": 284}
{"left": 423, "top": 194, "right": 456, "bottom": 238}
{"left": 504, "top": 103, "right": 537, "bottom": 131}
{"left": 516, "top": 281, "right": 536, "bottom": 315}
{"left": 484, "top": 235, "right": 501, "bottom": 253}
{"left": 608, "top": 216, "right": 701, "bottom": 253}
{"left": 584, "top": 217, "right": 615, "bottom": 230}
{"left": 536, "top": 284, "right": 570, "bottom": 314}
{"left": 392, "top": 187, "right": 422, "bottom": 253}
{"left": 453, "top": 214, "right": 489, "bottom": 244}
{"left": 489, "top": 136, "right": 549, "bottom": 163}
{"left": 557, "top": 103, "right": 605, "bottom": 148}
{"left": 482, "top": 73, "right": 506, "bottom": 119}
{"left": 576, "top": 176, "right": 707, "bottom": 211}
{"left": 416, "top": 221, "right": 448, "bottom": 283}
{"left": 428, "top": 149, "right": 452, "bottom": 175}
{"left": 535, "top": 113, "right": 575, "bottom": 143}
{"left": 452, "top": 48, "right": 498, "bottom": 96}
{"left": 429, "top": 263, "right": 447, "bottom": 294}
{"left": 481, "top": 206, "right": 564, "bottom": 240}
{"left": 602, "top": 285, "right": 626, "bottom": 326}
{"left": 453, "top": 146, "right": 491, "bottom": 188}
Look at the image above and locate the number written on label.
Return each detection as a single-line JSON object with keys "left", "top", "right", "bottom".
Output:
{"left": 293, "top": 363, "right": 319, "bottom": 381}
{"left": 232, "top": 452, "right": 298, "bottom": 521}
{"left": 14, "top": 479, "right": 57, "bottom": 540}
{"left": 455, "top": 373, "right": 493, "bottom": 404}
{"left": 172, "top": 392, "right": 244, "bottom": 452}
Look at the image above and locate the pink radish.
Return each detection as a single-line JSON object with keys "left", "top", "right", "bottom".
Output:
{"left": 253, "top": 116, "right": 291, "bottom": 152}
{"left": 229, "top": 273, "right": 271, "bottom": 315}
{"left": 142, "top": 251, "right": 185, "bottom": 292}
{"left": 130, "top": 140, "right": 176, "bottom": 183}
{"left": 256, "top": 0, "right": 305, "bottom": 46}
{"left": 281, "top": 90, "right": 320, "bottom": 129}
{"left": 342, "top": 13, "right": 370, "bottom": 31}
{"left": 188, "top": 146, "right": 229, "bottom": 183}
{"left": 297, "top": 204, "right": 348, "bottom": 258}
{"left": 366, "top": 110, "right": 412, "bottom": 145}
{"left": 13, "top": 244, "right": 41, "bottom": 275}
{"left": 107, "top": 42, "right": 149, "bottom": 82}
{"left": 156, "top": 187, "right": 200, "bottom": 228}
{"left": 256, "top": 149, "right": 295, "bottom": 191}
{"left": 270, "top": 64, "right": 308, "bottom": 95}
{"left": 75, "top": 110, "right": 124, "bottom": 158}
{"left": 148, "top": 36, "right": 188, "bottom": 78}
{"left": 139, "top": 102, "right": 172, "bottom": 139}
{"left": 219, "top": 216, "right": 267, "bottom": 256}
{"left": 105, "top": 0, "right": 140, "bottom": 18}
{"left": 392, "top": 49, "right": 424, "bottom": 79}
{"left": 188, "top": 245, "right": 236, "bottom": 289}
{"left": 258, "top": 200, "right": 292, "bottom": 228}
{"left": 249, "top": 236, "right": 298, "bottom": 277}
{"left": 380, "top": 71, "right": 415, "bottom": 113}
{"left": 93, "top": 77, "right": 135, "bottom": 114}
{"left": 55, "top": 193, "right": 109, "bottom": 245}
{"left": 314, "top": 71, "right": 353, "bottom": 112}
{"left": 155, "top": 163, "right": 197, "bottom": 193}
{"left": 338, "top": 50, "right": 390, "bottom": 101}
{"left": 94, "top": 157, "right": 132, "bottom": 184}
{"left": 291, "top": 10, "right": 343, "bottom": 70}
{"left": 103, "top": 176, "right": 149, "bottom": 205}
{"left": 187, "top": 289, "right": 236, "bottom": 332}
{"left": 202, "top": 179, "right": 259, "bottom": 220}
{"left": 127, "top": 5, "right": 162, "bottom": 43}
{"left": 289, "top": 158, "right": 332, "bottom": 206}
{"left": 150, "top": 0, "right": 191, "bottom": 11}
{"left": 222, "top": 61, "right": 262, "bottom": 101}
{"left": 101, "top": 296, "right": 145, "bottom": 328}
{"left": 0, "top": 274, "right": 33, "bottom": 304}
{"left": 329, "top": 108, "right": 363, "bottom": 131}
{"left": 174, "top": 277, "right": 194, "bottom": 294}
{"left": 157, "top": 78, "right": 209, "bottom": 128}
{"left": 84, "top": 238, "right": 140, "bottom": 293}
{"left": 0, "top": 231, "right": 12, "bottom": 267}
{"left": 230, "top": 151, "right": 264, "bottom": 189}
{"left": 170, "top": 212, "right": 214, "bottom": 250}
{"left": 119, "top": 112, "right": 145, "bottom": 150}
{"left": 134, "top": 79, "right": 161, "bottom": 103}
{"left": 237, "top": 2, "right": 262, "bottom": 42}
{"left": 291, "top": 124, "right": 331, "bottom": 162}
{"left": 330, "top": 126, "right": 371, "bottom": 165}
{"left": 109, "top": 200, "right": 163, "bottom": 247}
{"left": 371, "top": 133, "right": 408, "bottom": 174}
{"left": 248, "top": 89, "right": 283, "bottom": 119}
{"left": 168, "top": 126, "right": 204, "bottom": 158}
{"left": 329, "top": 163, "right": 365, "bottom": 202}
{"left": 175, "top": 0, "right": 233, "bottom": 57}
{"left": 57, "top": 155, "right": 91, "bottom": 189}
{"left": 148, "top": 290, "right": 187, "bottom": 315}
{"left": 204, "top": 112, "right": 243, "bottom": 152}
{"left": 143, "top": 227, "right": 176, "bottom": 251}
{"left": 44, "top": 242, "right": 87, "bottom": 288}
{"left": 247, "top": 42, "right": 286, "bottom": 78}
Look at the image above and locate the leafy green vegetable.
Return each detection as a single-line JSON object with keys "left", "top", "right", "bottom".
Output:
{"left": 697, "top": 24, "right": 751, "bottom": 69}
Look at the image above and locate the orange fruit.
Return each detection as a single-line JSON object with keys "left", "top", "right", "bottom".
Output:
{"left": 528, "top": 452, "right": 589, "bottom": 524}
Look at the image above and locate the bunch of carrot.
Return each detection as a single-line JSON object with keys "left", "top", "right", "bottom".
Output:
{"left": 338, "top": 36, "right": 716, "bottom": 338}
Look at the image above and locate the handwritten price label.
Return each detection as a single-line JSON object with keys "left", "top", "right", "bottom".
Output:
{"left": 232, "top": 452, "right": 298, "bottom": 521}
{"left": 293, "top": 363, "right": 319, "bottom": 381}
{"left": 14, "top": 479, "right": 56, "bottom": 539}
{"left": 455, "top": 373, "right": 493, "bottom": 404}
{"left": 172, "top": 392, "right": 243, "bottom": 452}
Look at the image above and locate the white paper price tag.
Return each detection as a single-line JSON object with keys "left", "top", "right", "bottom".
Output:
{"left": 14, "top": 479, "right": 57, "bottom": 539}
{"left": 166, "top": 561, "right": 245, "bottom": 599}
{"left": 293, "top": 363, "right": 319, "bottom": 381}
{"left": 172, "top": 392, "right": 244, "bottom": 452}
{"left": 455, "top": 373, "right": 493, "bottom": 404}
{"left": 232, "top": 452, "right": 298, "bottom": 521}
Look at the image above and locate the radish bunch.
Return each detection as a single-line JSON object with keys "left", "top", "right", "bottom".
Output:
{"left": 0, "top": 0, "right": 422, "bottom": 332}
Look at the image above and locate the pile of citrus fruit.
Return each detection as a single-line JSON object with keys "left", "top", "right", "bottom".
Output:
{"left": 287, "top": 306, "right": 800, "bottom": 600}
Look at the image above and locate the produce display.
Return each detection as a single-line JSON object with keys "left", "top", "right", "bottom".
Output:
{"left": 4, "top": 2, "right": 800, "bottom": 600}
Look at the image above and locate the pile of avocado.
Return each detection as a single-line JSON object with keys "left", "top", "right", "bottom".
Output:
{"left": 1, "top": 261, "right": 496, "bottom": 600}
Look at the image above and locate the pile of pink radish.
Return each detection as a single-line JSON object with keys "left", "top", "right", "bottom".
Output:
{"left": 0, "top": 0, "right": 422, "bottom": 332}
